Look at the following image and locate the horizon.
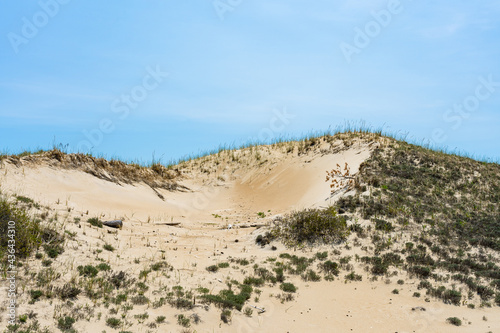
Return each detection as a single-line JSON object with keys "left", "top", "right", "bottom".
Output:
{"left": 1, "top": 1, "right": 499, "bottom": 162}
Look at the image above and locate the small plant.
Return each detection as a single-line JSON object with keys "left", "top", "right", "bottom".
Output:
{"left": 257, "top": 212, "right": 266, "bottom": 218}
{"left": 220, "top": 309, "right": 232, "bottom": 324}
{"left": 243, "top": 276, "right": 265, "bottom": 286}
{"left": 243, "top": 307, "right": 253, "bottom": 317}
{"left": 392, "top": 289, "right": 399, "bottom": 294}
{"left": 217, "top": 262, "right": 230, "bottom": 268}
{"left": 42, "top": 259, "right": 52, "bottom": 267}
{"left": 44, "top": 244, "right": 64, "bottom": 258}
{"left": 57, "top": 283, "right": 81, "bottom": 300}
{"left": 413, "top": 292, "right": 421, "bottom": 298}
{"left": 97, "top": 263, "right": 111, "bottom": 271}
{"left": 88, "top": 217, "right": 103, "bottom": 228}
{"left": 280, "top": 283, "right": 297, "bottom": 293}
{"left": 177, "top": 314, "right": 191, "bottom": 327}
{"left": 103, "top": 243, "right": 115, "bottom": 252}
{"left": 131, "top": 294, "right": 149, "bottom": 305}
{"left": 78, "top": 265, "right": 99, "bottom": 277}
{"left": 156, "top": 315, "right": 166, "bottom": 323}
{"left": 106, "top": 317, "right": 121, "bottom": 328}
{"left": 302, "top": 269, "right": 321, "bottom": 282}
{"left": 30, "top": 289, "right": 43, "bottom": 302}
{"left": 134, "top": 312, "right": 149, "bottom": 323}
{"left": 139, "top": 268, "right": 151, "bottom": 280}
{"left": 151, "top": 261, "right": 170, "bottom": 271}
{"left": 35, "top": 252, "right": 43, "bottom": 259}
{"left": 326, "top": 162, "right": 354, "bottom": 193}
{"left": 397, "top": 279, "right": 404, "bottom": 285}
{"left": 57, "top": 316, "right": 76, "bottom": 331}
{"left": 206, "top": 265, "right": 219, "bottom": 272}
{"left": 345, "top": 272, "right": 362, "bottom": 281}
{"left": 446, "top": 317, "right": 462, "bottom": 326}
{"left": 319, "top": 260, "right": 340, "bottom": 276}
{"left": 315, "top": 251, "right": 328, "bottom": 261}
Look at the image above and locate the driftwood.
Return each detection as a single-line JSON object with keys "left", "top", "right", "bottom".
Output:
{"left": 239, "top": 224, "right": 267, "bottom": 229}
{"left": 249, "top": 305, "right": 266, "bottom": 313}
{"left": 154, "top": 222, "right": 181, "bottom": 226}
{"left": 102, "top": 220, "right": 123, "bottom": 229}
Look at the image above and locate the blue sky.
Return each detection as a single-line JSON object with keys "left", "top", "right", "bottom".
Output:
{"left": 1, "top": 0, "right": 499, "bottom": 163}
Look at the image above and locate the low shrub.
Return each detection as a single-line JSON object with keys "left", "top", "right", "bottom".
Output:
{"left": 446, "top": 317, "right": 462, "bottom": 326}
{"left": 272, "top": 207, "right": 349, "bottom": 247}
{"left": 280, "top": 283, "right": 297, "bottom": 293}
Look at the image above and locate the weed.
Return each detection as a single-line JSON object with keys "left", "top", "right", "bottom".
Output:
{"left": 156, "top": 315, "right": 166, "bottom": 323}
{"left": 243, "top": 307, "right": 253, "bottom": 317}
{"left": 345, "top": 272, "right": 362, "bottom": 281}
{"left": 106, "top": 317, "right": 121, "bottom": 329}
{"left": 57, "top": 316, "right": 76, "bottom": 331}
{"left": 177, "top": 314, "right": 191, "bottom": 327}
{"left": 220, "top": 309, "right": 232, "bottom": 324}
{"left": 280, "top": 283, "right": 297, "bottom": 293}
{"left": 206, "top": 265, "right": 219, "bottom": 272}
{"left": 272, "top": 207, "right": 349, "bottom": 247}
{"left": 88, "top": 217, "right": 103, "bottom": 228}
{"left": 446, "top": 317, "right": 462, "bottom": 326}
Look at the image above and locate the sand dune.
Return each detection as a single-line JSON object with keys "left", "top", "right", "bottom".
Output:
{"left": 1, "top": 136, "right": 498, "bottom": 333}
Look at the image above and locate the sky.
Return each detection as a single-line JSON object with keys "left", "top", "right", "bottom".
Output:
{"left": 1, "top": 0, "right": 499, "bottom": 163}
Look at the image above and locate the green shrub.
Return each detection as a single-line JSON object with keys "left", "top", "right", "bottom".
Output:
{"left": 177, "top": 314, "right": 190, "bottom": 327}
{"left": 151, "top": 261, "right": 170, "bottom": 271}
{"left": 43, "top": 244, "right": 64, "bottom": 258}
{"left": 442, "top": 289, "right": 462, "bottom": 305}
{"left": 315, "top": 251, "right": 328, "bottom": 261}
{"left": 374, "top": 219, "right": 394, "bottom": 232}
{"left": 272, "top": 207, "right": 349, "bottom": 247}
{"left": 302, "top": 269, "right": 321, "bottom": 282}
{"left": 0, "top": 196, "right": 43, "bottom": 261}
{"left": 206, "top": 265, "right": 219, "bottom": 272}
{"left": 30, "top": 289, "right": 43, "bottom": 301}
{"left": 106, "top": 317, "right": 121, "bottom": 328}
{"left": 243, "top": 276, "right": 265, "bottom": 286}
{"left": 131, "top": 294, "right": 149, "bottom": 305}
{"left": 345, "top": 272, "right": 362, "bottom": 281}
{"left": 57, "top": 283, "right": 81, "bottom": 300}
{"left": 408, "top": 265, "right": 431, "bottom": 279}
{"left": 446, "top": 317, "right": 462, "bottom": 326}
{"left": 156, "top": 315, "right": 166, "bottom": 323}
{"left": 319, "top": 260, "right": 340, "bottom": 276}
{"left": 280, "top": 283, "right": 297, "bottom": 293}
{"left": 57, "top": 316, "right": 76, "bottom": 331}
{"left": 78, "top": 265, "right": 99, "bottom": 278}
{"left": 218, "top": 262, "right": 230, "bottom": 268}
{"left": 201, "top": 284, "right": 252, "bottom": 311}
{"left": 42, "top": 259, "right": 52, "bottom": 267}
{"left": 88, "top": 217, "right": 103, "bottom": 228}
{"left": 97, "top": 263, "right": 111, "bottom": 271}
{"left": 103, "top": 243, "right": 115, "bottom": 252}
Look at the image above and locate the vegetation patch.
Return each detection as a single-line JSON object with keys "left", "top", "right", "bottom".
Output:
{"left": 271, "top": 207, "right": 349, "bottom": 247}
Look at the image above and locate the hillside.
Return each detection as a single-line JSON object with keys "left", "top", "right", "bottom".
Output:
{"left": 1, "top": 132, "right": 499, "bottom": 333}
